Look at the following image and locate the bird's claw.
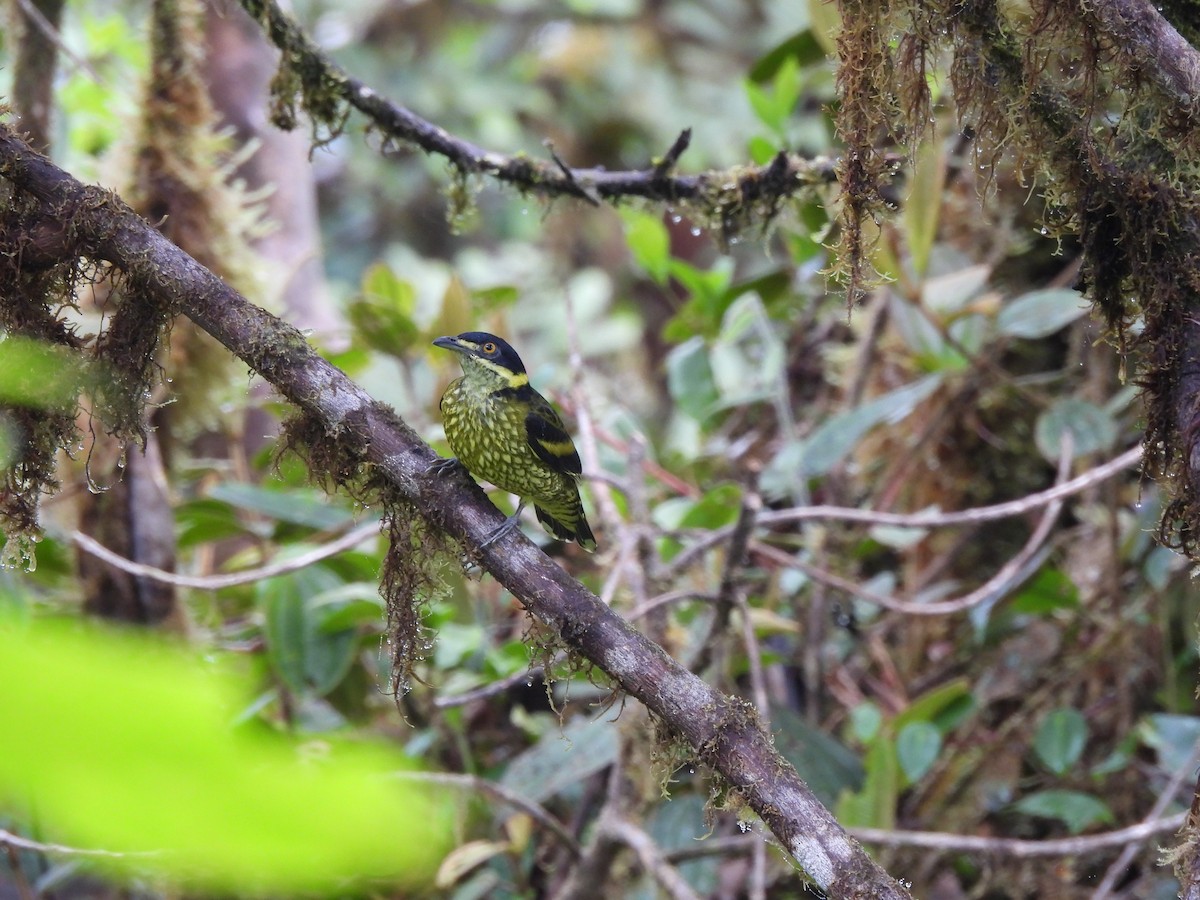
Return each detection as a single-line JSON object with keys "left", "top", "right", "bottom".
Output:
{"left": 429, "top": 456, "right": 464, "bottom": 476}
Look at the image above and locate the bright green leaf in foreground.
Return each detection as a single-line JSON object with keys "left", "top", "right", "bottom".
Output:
{"left": 0, "top": 618, "right": 452, "bottom": 893}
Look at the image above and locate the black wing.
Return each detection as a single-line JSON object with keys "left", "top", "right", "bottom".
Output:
{"left": 525, "top": 395, "right": 582, "bottom": 475}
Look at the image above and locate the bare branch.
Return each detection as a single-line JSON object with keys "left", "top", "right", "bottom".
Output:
{"left": 601, "top": 815, "right": 703, "bottom": 900}
{"left": 71, "top": 521, "right": 382, "bottom": 590}
{"left": 666, "top": 445, "right": 1141, "bottom": 577}
{"left": 396, "top": 772, "right": 582, "bottom": 859}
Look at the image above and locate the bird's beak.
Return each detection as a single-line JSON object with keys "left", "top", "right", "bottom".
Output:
{"left": 432, "top": 335, "right": 467, "bottom": 354}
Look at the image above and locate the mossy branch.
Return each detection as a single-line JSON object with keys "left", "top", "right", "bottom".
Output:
{"left": 0, "top": 124, "right": 913, "bottom": 900}
{"left": 236, "top": 0, "right": 838, "bottom": 234}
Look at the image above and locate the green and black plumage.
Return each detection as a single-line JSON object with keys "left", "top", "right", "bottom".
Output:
{"left": 432, "top": 332, "right": 596, "bottom": 551}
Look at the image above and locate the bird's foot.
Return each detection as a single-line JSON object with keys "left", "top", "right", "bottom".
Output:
{"left": 429, "top": 456, "right": 464, "bottom": 476}
{"left": 479, "top": 502, "right": 526, "bottom": 550}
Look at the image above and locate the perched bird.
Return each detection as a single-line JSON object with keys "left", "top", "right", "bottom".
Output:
{"left": 432, "top": 332, "right": 596, "bottom": 551}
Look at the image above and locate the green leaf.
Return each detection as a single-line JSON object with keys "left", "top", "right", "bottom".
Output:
{"left": 997, "top": 289, "right": 1089, "bottom": 339}
{"left": 772, "top": 707, "right": 864, "bottom": 807}
{"left": 1010, "top": 568, "right": 1080, "bottom": 614}
{"left": 894, "top": 679, "right": 972, "bottom": 733}
{"left": 0, "top": 336, "right": 92, "bottom": 409}
{"left": 621, "top": 209, "right": 671, "bottom": 283}
{"left": 1012, "top": 790, "right": 1113, "bottom": 834}
{"left": 349, "top": 264, "right": 420, "bottom": 358}
{"left": 849, "top": 701, "right": 883, "bottom": 743}
{"left": 499, "top": 715, "right": 620, "bottom": 805}
{"left": 1035, "top": 398, "right": 1118, "bottom": 461}
{"left": 1033, "top": 708, "right": 1088, "bottom": 775}
{"left": 259, "top": 565, "right": 360, "bottom": 696}
{"left": 1143, "top": 714, "right": 1200, "bottom": 772}
{"left": 666, "top": 338, "right": 720, "bottom": 420}
{"left": 896, "top": 722, "right": 941, "bottom": 784}
{"left": 206, "top": 483, "right": 358, "bottom": 530}
{"left": 800, "top": 374, "right": 943, "bottom": 475}
{"left": 904, "top": 133, "right": 947, "bottom": 277}
{"left": 748, "top": 30, "right": 826, "bottom": 82}
{"left": 748, "top": 135, "right": 779, "bottom": 165}
{"left": 835, "top": 737, "right": 898, "bottom": 829}
{"left": 0, "top": 617, "right": 449, "bottom": 892}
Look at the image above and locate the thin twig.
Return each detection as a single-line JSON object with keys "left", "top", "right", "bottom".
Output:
{"left": 0, "top": 828, "right": 156, "bottom": 858}
{"left": 851, "top": 814, "right": 1187, "bottom": 857}
{"left": 394, "top": 772, "right": 581, "bottom": 858}
{"left": 1089, "top": 733, "right": 1200, "bottom": 899}
{"left": 666, "top": 444, "right": 1139, "bottom": 579}
{"left": 601, "top": 816, "right": 703, "bottom": 900}
{"left": 71, "top": 520, "right": 381, "bottom": 589}
{"left": 750, "top": 443, "right": 1067, "bottom": 616}
{"left": 431, "top": 663, "right": 552, "bottom": 709}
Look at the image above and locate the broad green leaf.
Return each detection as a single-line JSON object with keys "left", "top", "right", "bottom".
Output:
{"left": 1010, "top": 568, "right": 1079, "bottom": 614}
{"left": 206, "top": 483, "right": 357, "bottom": 530}
{"left": 0, "top": 618, "right": 449, "bottom": 892}
{"left": 894, "top": 679, "right": 972, "bottom": 733}
{"left": 1012, "top": 790, "right": 1113, "bottom": 834}
{"left": 500, "top": 715, "right": 620, "bottom": 805}
{"left": 896, "top": 722, "right": 941, "bottom": 784}
{"left": 748, "top": 134, "right": 779, "bottom": 165}
{"left": 749, "top": 30, "right": 826, "bottom": 82}
{"left": 1034, "top": 708, "right": 1088, "bottom": 775}
{"left": 773, "top": 707, "right": 865, "bottom": 807}
{"left": 849, "top": 701, "right": 883, "bottom": 743}
{"left": 642, "top": 795, "right": 721, "bottom": 897}
{"left": 666, "top": 338, "right": 719, "bottom": 420}
{"left": 260, "top": 565, "right": 359, "bottom": 696}
{"left": 835, "top": 737, "right": 897, "bottom": 829}
{"left": 997, "top": 288, "right": 1089, "bottom": 339}
{"left": 620, "top": 209, "right": 671, "bottom": 284}
{"left": 1143, "top": 714, "right": 1200, "bottom": 772}
{"left": 800, "top": 374, "right": 943, "bottom": 475}
{"left": 677, "top": 483, "right": 743, "bottom": 530}
{"left": 1035, "top": 398, "right": 1117, "bottom": 461}
{"left": 349, "top": 264, "right": 420, "bottom": 358}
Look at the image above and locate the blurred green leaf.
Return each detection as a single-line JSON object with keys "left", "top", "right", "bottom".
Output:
{"left": 1034, "top": 708, "right": 1088, "bottom": 775}
{"left": 641, "top": 795, "right": 721, "bottom": 897}
{"left": 905, "top": 133, "right": 947, "bottom": 277}
{"left": 260, "top": 565, "right": 360, "bottom": 697}
{"left": 1010, "top": 568, "right": 1080, "bottom": 614}
{"left": 894, "top": 679, "right": 972, "bottom": 733}
{"left": 621, "top": 210, "right": 671, "bottom": 284}
{"left": 997, "top": 289, "right": 1089, "bottom": 339}
{"left": 349, "top": 264, "right": 420, "bottom": 358}
{"left": 499, "top": 715, "right": 620, "bottom": 805}
{"left": 773, "top": 707, "right": 864, "bottom": 807}
{"left": 1036, "top": 398, "right": 1117, "bottom": 461}
{"left": 0, "top": 336, "right": 90, "bottom": 409}
{"left": 896, "top": 722, "right": 941, "bottom": 784}
{"left": 749, "top": 30, "right": 825, "bottom": 82}
{"left": 1011, "top": 790, "right": 1113, "bottom": 834}
{"left": 835, "top": 737, "right": 897, "bottom": 829}
{"left": 850, "top": 701, "right": 883, "bottom": 743}
{"left": 666, "top": 338, "right": 720, "bottom": 421}
{"left": 1143, "top": 714, "right": 1200, "bottom": 772}
{"left": 0, "top": 617, "right": 449, "bottom": 892}
{"left": 800, "top": 374, "right": 943, "bottom": 475}
{"left": 207, "top": 483, "right": 358, "bottom": 530}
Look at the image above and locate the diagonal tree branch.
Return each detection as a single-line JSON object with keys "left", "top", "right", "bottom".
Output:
{"left": 0, "top": 125, "right": 913, "bottom": 899}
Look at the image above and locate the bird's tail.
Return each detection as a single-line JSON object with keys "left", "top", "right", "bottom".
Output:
{"left": 536, "top": 505, "right": 597, "bottom": 552}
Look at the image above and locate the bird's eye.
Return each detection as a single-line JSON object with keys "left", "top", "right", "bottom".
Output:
{"left": 482, "top": 342, "right": 497, "bottom": 354}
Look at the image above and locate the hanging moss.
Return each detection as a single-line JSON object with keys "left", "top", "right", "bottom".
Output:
{"left": 831, "top": 0, "right": 1200, "bottom": 556}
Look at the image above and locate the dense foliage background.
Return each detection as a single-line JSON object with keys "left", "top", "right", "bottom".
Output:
{"left": 0, "top": 0, "right": 1197, "bottom": 897}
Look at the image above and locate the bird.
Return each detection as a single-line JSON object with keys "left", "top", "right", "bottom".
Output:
{"left": 431, "top": 331, "right": 596, "bottom": 551}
